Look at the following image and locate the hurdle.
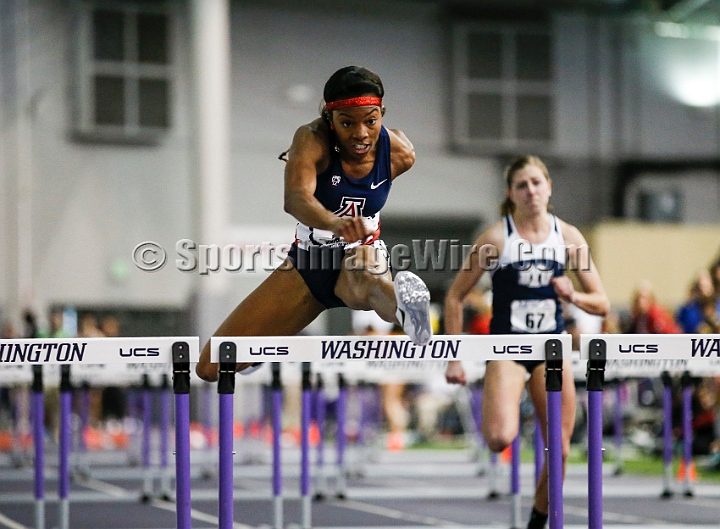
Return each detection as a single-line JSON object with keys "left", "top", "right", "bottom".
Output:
{"left": 0, "top": 337, "right": 199, "bottom": 529}
{"left": 211, "top": 333, "right": 571, "bottom": 529}
{"left": 580, "top": 333, "right": 720, "bottom": 529}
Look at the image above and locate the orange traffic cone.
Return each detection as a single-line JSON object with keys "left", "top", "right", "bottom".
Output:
{"left": 501, "top": 444, "right": 512, "bottom": 463}
{"left": 677, "top": 459, "right": 698, "bottom": 482}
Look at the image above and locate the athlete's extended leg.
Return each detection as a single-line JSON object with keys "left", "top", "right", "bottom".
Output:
{"left": 334, "top": 244, "right": 431, "bottom": 345}
{"left": 196, "top": 260, "right": 325, "bottom": 382}
{"left": 334, "top": 245, "right": 396, "bottom": 320}
{"left": 526, "top": 360, "right": 576, "bottom": 525}
{"left": 480, "top": 361, "right": 528, "bottom": 452}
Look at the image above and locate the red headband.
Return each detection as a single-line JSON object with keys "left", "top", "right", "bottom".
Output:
{"left": 325, "top": 96, "right": 382, "bottom": 111}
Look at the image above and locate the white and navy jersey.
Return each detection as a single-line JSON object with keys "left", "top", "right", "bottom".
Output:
{"left": 295, "top": 126, "right": 392, "bottom": 250}
{"left": 489, "top": 214, "right": 567, "bottom": 335}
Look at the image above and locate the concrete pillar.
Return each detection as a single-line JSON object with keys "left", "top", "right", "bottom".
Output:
{"left": 190, "top": 0, "right": 232, "bottom": 342}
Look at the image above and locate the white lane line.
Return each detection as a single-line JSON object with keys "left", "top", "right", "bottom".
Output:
{"left": 79, "top": 476, "right": 253, "bottom": 529}
{"left": 329, "top": 498, "right": 462, "bottom": 526}
{"left": 75, "top": 476, "right": 138, "bottom": 498}
{"left": 563, "top": 504, "right": 667, "bottom": 525}
{"left": 0, "top": 512, "right": 28, "bottom": 529}
{"left": 151, "top": 498, "right": 253, "bottom": 529}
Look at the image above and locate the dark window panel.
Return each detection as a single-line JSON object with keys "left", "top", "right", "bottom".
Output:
{"left": 137, "top": 13, "right": 168, "bottom": 64}
{"left": 139, "top": 78, "right": 169, "bottom": 128}
{"left": 516, "top": 34, "right": 551, "bottom": 81}
{"left": 468, "top": 93, "right": 502, "bottom": 140}
{"left": 93, "top": 10, "right": 124, "bottom": 61}
{"left": 467, "top": 31, "right": 502, "bottom": 79}
{"left": 517, "top": 95, "right": 552, "bottom": 140}
{"left": 94, "top": 75, "right": 125, "bottom": 126}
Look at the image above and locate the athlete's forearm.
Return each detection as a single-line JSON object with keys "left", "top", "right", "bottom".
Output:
{"left": 570, "top": 291, "right": 610, "bottom": 318}
{"left": 443, "top": 297, "right": 464, "bottom": 335}
{"left": 284, "top": 191, "right": 342, "bottom": 233}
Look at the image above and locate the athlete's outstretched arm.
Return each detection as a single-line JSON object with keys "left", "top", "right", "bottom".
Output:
{"left": 552, "top": 222, "right": 610, "bottom": 317}
{"left": 445, "top": 223, "right": 504, "bottom": 385}
{"left": 387, "top": 128, "right": 416, "bottom": 180}
{"left": 284, "top": 121, "right": 371, "bottom": 243}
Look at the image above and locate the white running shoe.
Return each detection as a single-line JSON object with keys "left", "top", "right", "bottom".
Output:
{"left": 394, "top": 271, "right": 432, "bottom": 346}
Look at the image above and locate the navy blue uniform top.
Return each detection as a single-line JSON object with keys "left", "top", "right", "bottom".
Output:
{"left": 489, "top": 214, "right": 567, "bottom": 335}
{"left": 295, "top": 126, "right": 392, "bottom": 249}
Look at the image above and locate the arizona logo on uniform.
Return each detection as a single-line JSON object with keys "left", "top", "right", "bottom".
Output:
{"left": 334, "top": 197, "right": 366, "bottom": 218}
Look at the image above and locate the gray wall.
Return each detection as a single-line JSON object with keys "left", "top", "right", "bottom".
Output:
{"left": 1, "top": 0, "right": 719, "bottom": 328}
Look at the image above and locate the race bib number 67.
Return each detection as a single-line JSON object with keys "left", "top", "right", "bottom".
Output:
{"left": 510, "top": 299, "right": 557, "bottom": 333}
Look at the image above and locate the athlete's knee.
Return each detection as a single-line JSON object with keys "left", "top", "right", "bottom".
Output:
{"left": 482, "top": 426, "right": 517, "bottom": 453}
{"left": 344, "top": 245, "right": 389, "bottom": 276}
{"left": 338, "top": 268, "right": 386, "bottom": 306}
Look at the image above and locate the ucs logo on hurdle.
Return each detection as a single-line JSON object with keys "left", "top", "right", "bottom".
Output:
{"left": 618, "top": 344, "right": 659, "bottom": 354}
{"left": 249, "top": 346, "right": 289, "bottom": 356}
{"left": 118, "top": 347, "right": 160, "bottom": 357}
{"left": 493, "top": 345, "right": 533, "bottom": 355}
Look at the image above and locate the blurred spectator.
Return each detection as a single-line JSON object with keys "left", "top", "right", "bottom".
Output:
{"left": 464, "top": 288, "right": 491, "bottom": 335}
{"left": 697, "top": 296, "right": 720, "bottom": 334}
{"left": 1, "top": 321, "right": 18, "bottom": 339}
{"left": 100, "top": 316, "right": 120, "bottom": 338}
{"left": 672, "top": 378, "right": 718, "bottom": 456}
{"left": 676, "top": 270, "right": 717, "bottom": 334}
{"left": 78, "top": 314, "right": 103, "bottom": 338}
{"left": 77, "top": 313, "right": 104, "bottom": 426}
{"left": 22, "top": 309, "right": 39, "bottom": 338}
{"left": 47, "top": 309, "right": 69, "bottom": 338}
{"left": 100, "top": 316, "right": 126, "bottom": 421}
{"left": 626, "top": 280, "right": 681, "bottom": 334}
{"left": 711, "top": 257, "right": 720, "bottom": 294}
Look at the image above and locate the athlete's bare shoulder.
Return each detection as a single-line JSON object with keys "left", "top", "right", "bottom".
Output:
{"left": 287, "top": 118, "right": 330, "bottom": 169}
{"left": 556, "top": 217, "right": 586, "bottom": 246}
{"left": 478, "top": 219, "right": 506, "bottom": 249}
{"left": 387, "top": 127, "right": 415, "bottom": 179}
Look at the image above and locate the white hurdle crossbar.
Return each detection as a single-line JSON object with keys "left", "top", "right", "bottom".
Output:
{"left": 211, "top": 334, "right": 571, "bottom": 529}
{"left": 210, "top": 334, "right": 570, "bottom": 363}
{"left": 0, "top": 337, "right": 199, "bottom": 529}
{"left": 579, "top": 333, "right": 720, "bottom": 529}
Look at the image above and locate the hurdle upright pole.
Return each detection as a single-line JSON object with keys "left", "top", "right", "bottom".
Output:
{"left": 77, "top": 381, "right": 90, "bottom": 477}
{"left": 510, "top": 427, "right": 521, "bottom": 529}
{"left": 469, "top": 383, "right": 488, "bottom": 477}
{"left": 218, "top": 342, "right": 237, "bottom": 529}
{"left": 271, "top": 362, "right": 283, "bottom": 529}
{"left": 172, "top": 341, "right": 193, "bottom": 529}
{"left": 681, "top": 371, "right": 694, "bottom": 497}
{"left": 159, "top": 374, "right": 172, "bottom": 500}
{"left": 313, "top": 373, "right": 327, "bottom": 501}
{"left": 534, "top": 414, "right": 544, "bottom": 486}
{"left": 300, "top": 362, "right": 312, "bottom": 529}
{"left": 660, "top": 371, "right": 674, "bottom": 498}
{"left": 31, "top": 366, "right": 45, "bottom": 529}
{"left": 544, "top": 339, "right": 564, "bottom": 529}
{"left": 335, "top": 373, "right": 348, "bottom": 499}
{"left": 58, "top": 365, "right": 72, "bottom": 529}
{"left": 141, "top": 374, "right": 154, "bottom": 502}
{"left": 613, "top": 381, "right": 624, "bottom": 475}
{"left": 586, "top": 339, "right": 606, "bottom": 529}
